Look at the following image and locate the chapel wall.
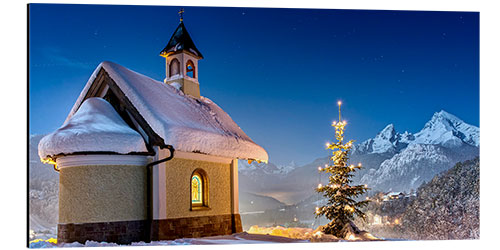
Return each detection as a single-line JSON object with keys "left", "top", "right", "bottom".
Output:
{"left": 57, "top": 164, "right": 149, "bottom": 244}
{"left": 163, "top": 158, "right": 232, "bottom": 219}
{"left": 58, "top": 164, "right": 147, "bottom": 223}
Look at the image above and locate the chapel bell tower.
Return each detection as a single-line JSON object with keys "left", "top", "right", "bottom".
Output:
{"left": 160, "top": 9, "right": 203, "bottom": 99}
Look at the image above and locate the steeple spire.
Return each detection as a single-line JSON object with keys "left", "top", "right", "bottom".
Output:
{"left": 160, "top": 10, "right": 204, "bottom": 99}
{"left": 178, "top": 8, "right": 184, "bottom": 22}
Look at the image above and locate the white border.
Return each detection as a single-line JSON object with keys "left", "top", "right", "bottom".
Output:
{"left": 11, "top": 1, "right": 499, "bottom": 250}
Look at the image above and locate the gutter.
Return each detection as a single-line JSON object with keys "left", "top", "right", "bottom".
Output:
{"left": 145, "top": 144, "right": 175, "bottom": 242}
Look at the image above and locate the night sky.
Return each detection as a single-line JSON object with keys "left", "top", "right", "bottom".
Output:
{"left": 29, "top": 4, "right": 479, "bottom": 166}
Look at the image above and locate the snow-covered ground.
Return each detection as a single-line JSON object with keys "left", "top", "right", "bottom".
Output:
{"left": 29, "top": 232, "right": 308, "bottom": 248}
{"left": 29, "top": 225, "right": 382, "bottom": 248}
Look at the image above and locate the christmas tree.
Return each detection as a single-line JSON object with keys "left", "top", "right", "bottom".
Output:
{"left": 315, "top": 101, "right": 370, "bottom": 238}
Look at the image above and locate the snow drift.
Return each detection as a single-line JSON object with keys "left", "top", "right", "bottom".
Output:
{"left": 39, "top": 97, "right": 148, "bottom": 160}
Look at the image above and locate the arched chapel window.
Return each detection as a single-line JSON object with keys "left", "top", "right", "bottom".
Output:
{"left": 191, "top": 169, "right": 208, "bottom": 208}
{"left": 186, "top": 60, "right": 195, "bottom": 78}
{"left": 169, "top": 58, "right": 180, "bottom": 77}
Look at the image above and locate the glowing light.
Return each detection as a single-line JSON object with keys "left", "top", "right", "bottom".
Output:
{"left": 29, "top": 238, "right": 57, "bottom": 245}
{"left": 345, "top": 205, "right": 354, "bottom": 212}
{"left": 40, "top": 157, "right": 59, "bottom": 172}
{"left": 318, "top": 166, "right": 322, "bottom": 171}
{"left": 364, "top": 184, "right": 368, "bottom": 188}
{"left": 317, "top": 183, "right": 323, "bottom": 189}
{"left": 40, "top": 157, "right": 56, "bottom": 165}
{"left": 394, "top": 219, "right": 400, "bottom": 224}
{"left": 358, "top": 163, "right": 362, "bottom": 167}
{"left": 338, "top": 101, "right": 342, "bottom": 106}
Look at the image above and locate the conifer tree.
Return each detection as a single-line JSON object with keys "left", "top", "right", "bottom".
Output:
{"left": 315, "top": 101, "right": 370, "bottom": 238}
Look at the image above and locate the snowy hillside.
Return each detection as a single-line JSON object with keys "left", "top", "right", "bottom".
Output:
{"left": 360, "top": 143, "right": 478, "bottom": 192}
{"left": 400, "top": 157, "right": 480, "bottom": 240}
{"left": 29, "top": 134, "right": 58, "bottom": 237}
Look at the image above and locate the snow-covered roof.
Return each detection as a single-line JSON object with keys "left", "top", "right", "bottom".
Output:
{"left": 65, "top": 61, "right": 268, "bottom": 162}
{"left": 39, "top": 97, "right": 149, "bottom": 160}
{"left": 386, "top": 192, "right": 403, "bottom": 196}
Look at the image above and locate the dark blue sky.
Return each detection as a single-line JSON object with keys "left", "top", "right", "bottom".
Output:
{"left": 29, "top": 4, "right": 479, "bottom": 166}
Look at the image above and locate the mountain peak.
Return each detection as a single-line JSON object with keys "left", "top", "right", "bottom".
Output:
{"left": 431, "top": 110, "right": 463, "bottom": 124}
{"left": 415, "top": 110, "right": 479, "bottom": 147}
{"left": 376, "top": 124, "right": 396, "bottom": 141}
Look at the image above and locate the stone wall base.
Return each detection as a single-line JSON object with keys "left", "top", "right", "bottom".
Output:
{"left": 57, "top": 220, "right": 147, "bottom": 245}
{"left": 151, "top": 214, "right": 242, "bottom": 241}
{"left": 57, "top": 214, "right": 242, "bottom": 244}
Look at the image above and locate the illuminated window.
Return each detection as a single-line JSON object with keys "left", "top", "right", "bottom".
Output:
{"left": 186, "top": 60, "right": 195, "bottom": 78}
{"left": 191, "top": 169, "right": 208, "bottom": 208}
{"left": 169, "top": 58, "right": 180, "bottom": 77}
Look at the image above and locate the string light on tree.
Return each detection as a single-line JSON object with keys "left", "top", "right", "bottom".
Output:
{"left": 314, "top": 100, "right": 370, "bottom": 239}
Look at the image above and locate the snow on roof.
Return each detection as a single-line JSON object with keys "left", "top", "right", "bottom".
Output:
{"left": 66, "top": 61, "right": 268, "bottom": 162}
{"left": 386, "top": 192, "right": 403, "bottom": 196}
{"left": 39, "top": 97, "right": 148, "bottom": 160}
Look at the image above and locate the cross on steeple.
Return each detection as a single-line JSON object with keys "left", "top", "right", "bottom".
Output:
{"left": 179, "top": 8, "right": 184, "bottom": 22}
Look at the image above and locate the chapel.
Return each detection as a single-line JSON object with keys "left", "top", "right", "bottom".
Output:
{"left": 38, "top": 13, "right": 268, "bottom": 244}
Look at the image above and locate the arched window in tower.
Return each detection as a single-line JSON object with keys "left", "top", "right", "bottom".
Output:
{"left": 186, "top": 60, "right": 195, "bottom": 78}
{"left": 191, "top": 169, "right": 208, "bottom": 208}
{"left": 169, "top": 58, "right": 180, "bottom": 78}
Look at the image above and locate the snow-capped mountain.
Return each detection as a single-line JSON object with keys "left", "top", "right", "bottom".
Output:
{"left": 353, "top": 110, "right": 478, "bottom": 155}
{"left": 239, "top": 110, "right": 479, "bottom": 204}
{"left": 356, "top": 110, "right": 479, "bottom": 192}
{"left": 238, "top": 160, "right": 297, "bottom": 176}
{"left": 353, "top": 124, "right": 413, "bottom": 155}
{"left": 413, "top": 110, "right": 479, "bottom": 147}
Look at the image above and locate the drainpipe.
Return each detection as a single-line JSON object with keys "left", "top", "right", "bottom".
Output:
{"left": 145, "top": 144, "right": 175, "bottom": 243}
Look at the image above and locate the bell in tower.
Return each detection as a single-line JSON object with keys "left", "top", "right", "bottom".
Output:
{"left": 160, "top": 9, "right": 203, "bottom": 99}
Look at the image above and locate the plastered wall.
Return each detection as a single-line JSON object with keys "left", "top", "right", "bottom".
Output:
{"left": 59, "top": 165, "right": 147, "bottom": 224}
{"left": 163, "top": 158, "right": 232, "bottom": 219}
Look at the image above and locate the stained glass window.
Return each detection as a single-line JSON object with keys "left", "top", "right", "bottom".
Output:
{"left": 191, "top": 174, "right": 203, "bottom": 205}
{"left": 186, "top": 60, "right": 195, "bottom": 78}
